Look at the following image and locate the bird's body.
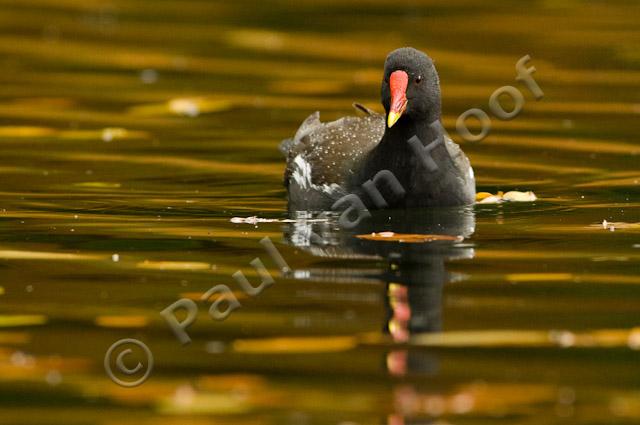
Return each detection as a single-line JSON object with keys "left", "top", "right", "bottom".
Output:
{"left": 282, "top": 47, "right": 475, "bottom": 212}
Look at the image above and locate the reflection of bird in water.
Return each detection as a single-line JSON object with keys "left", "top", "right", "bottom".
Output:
{"left": 283, "top": 206, "right": 475, "bottom": 339}
{"left": 383, "top": 261, "right": 447, "bottom": 379}
{"left": 283, "top": 207, "right": 476, "bottom": 422}
{"left": 385, "top": 262, "right": 445, "bottom": 341}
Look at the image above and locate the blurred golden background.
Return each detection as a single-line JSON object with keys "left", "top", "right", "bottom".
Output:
{"left": 0, "top": 0, "right": 639, "bottom": 424}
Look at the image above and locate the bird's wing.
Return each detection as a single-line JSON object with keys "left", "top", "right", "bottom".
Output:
{"left": 283, "top": 111, "right": 385, "bottom": 189}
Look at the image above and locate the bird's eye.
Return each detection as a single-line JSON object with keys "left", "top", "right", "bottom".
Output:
{"left": 415, "top": 75, "right": 423, "bottom": 84}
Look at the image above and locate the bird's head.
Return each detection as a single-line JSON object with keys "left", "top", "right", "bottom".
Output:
{"left": 381, "top": 47, "right": 441, "bottom": 128}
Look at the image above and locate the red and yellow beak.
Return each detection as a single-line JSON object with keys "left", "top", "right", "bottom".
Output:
{"left": 387, "top": 70, "right": 408, "bottom": 127}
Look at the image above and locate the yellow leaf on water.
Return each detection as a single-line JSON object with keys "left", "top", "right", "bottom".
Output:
{"left": 0, "top": 315, "right": 47, "bottom": 328}
{"left": 477, "top": 195, "right": 503, "bottom": 204}
{"left": 503, "top": 191, "right": 537, "bottom": 202}
{"left": 356, "top": 232, "right": 463, "bottom": 243}
{"left": 476, "top": 190, "right": 537, "bottom": 204}
{"left": 475, "top": 192, "right": 494, "bottom": 201}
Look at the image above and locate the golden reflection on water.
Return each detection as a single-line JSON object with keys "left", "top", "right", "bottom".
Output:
{"left": 0, "top": 0, "right": 639, "bottom": 424}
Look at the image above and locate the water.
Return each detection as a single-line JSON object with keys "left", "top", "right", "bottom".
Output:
{"left": 1, "top": 0, "right": 639, "bottom": 423}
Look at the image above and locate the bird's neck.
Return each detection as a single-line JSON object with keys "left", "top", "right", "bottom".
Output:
{"left": 369, "top": 111, "right": 454, "bottom": 182}
{"left": 381, "top": 114, "right": 441, "bottom": 148}
{"left": 354, "top": 111, "right": 466, "bottom": 207}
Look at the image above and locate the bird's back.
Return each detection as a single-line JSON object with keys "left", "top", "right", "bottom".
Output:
{"left": 282, "top": 106, "right": 385, "bottom": 211}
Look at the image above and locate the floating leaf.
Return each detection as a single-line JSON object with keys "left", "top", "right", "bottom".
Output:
{"left": 475, "top": 192, "right": 494, "bottom": 201}
{"left": 503, "top": 191, "right": 537, "bottom": 202}
{"left": 476, "top": 190, "right": 537, "bottom": 204}
{"left": 477, "top": 195, "right": 503, "bottom": 204}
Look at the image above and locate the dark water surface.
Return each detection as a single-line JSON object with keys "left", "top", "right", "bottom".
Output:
{"left": 0, "top": 0, "right": 639, "bottom": 424}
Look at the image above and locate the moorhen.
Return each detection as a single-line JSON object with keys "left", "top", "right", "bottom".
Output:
{"left": 282, "top": 47, "right": 475, "bottom": 212}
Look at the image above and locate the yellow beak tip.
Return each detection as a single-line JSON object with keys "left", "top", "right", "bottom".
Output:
{"left": 387, "top": 112, "right": 402, "bottom": 128}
